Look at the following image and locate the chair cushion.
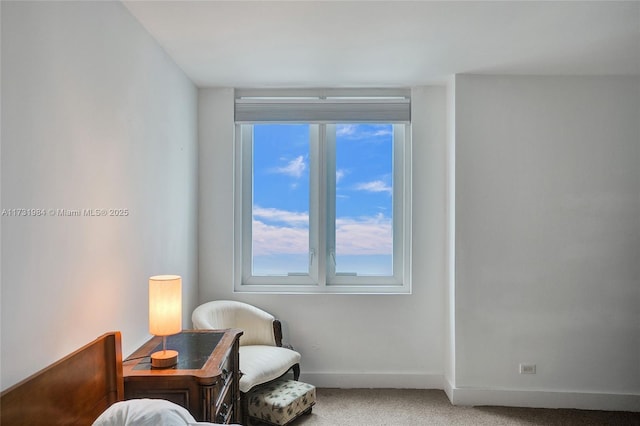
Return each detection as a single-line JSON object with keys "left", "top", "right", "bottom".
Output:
{"left": 239, "top": 346, "right": 301, "bottom": 393}
{"left": 248, "top": 379, "right": 316, "bottom": 426}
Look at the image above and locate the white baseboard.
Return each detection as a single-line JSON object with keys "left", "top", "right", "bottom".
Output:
{"left": 444, "top": 378, "right": 640, "bottom": 412}
{"left": 300, "top": 374, "right": 639, "bottom": 412}
{"left": 300, "top": 372, "right": 640, "bottom": 412}
{"left": 299, "top": 372, "right": 444, "bottom": 389}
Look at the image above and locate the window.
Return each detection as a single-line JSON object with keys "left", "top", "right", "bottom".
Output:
{"left": 234, "top": 90, "right": 412, "bottom": 293}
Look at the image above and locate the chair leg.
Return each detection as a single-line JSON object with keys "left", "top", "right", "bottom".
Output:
{"left": 292, "top": 363, "right": 300, "bottom": 381}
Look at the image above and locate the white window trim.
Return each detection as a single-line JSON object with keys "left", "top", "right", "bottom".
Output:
{"left": 233, "top": 91, "right": 412, "bottom": 294}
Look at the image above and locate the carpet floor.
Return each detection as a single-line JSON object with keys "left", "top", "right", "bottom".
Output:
{"left": 257, "top": 388, "right": 640, "bottom": 426}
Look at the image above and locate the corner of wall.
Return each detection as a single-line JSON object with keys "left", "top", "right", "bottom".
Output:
{"left": 444, "top": 74, "right": 457, "bottom": 392}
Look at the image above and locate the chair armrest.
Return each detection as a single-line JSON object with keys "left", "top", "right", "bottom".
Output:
{"left": 273, "top": 319, "right": 283, "bottom": 347}
{"left": 273, "top": 320, "right": 296, "bottom": 351}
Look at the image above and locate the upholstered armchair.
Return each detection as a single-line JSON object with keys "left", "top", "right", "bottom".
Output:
{"left": 192, "top": 301, "right": 301, "bottom": 420}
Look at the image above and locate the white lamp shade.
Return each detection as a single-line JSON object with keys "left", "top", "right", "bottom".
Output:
{"left": 149, "top": 275, "right": 182, "bottom": 336}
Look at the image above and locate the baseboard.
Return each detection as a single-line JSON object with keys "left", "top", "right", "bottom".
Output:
{"left": 446, "top": 383, "right": 640, "bottom": 412}
{"left": 301, "top": 373, "right": 639, "bottom": 412}
{"left": 299, "top": 372, "right": 444, "bottom": 389}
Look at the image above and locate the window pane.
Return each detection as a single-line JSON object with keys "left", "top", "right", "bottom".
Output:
{"left": 334, "top": 124, "right": 393, "bottom": 276}
{"left": 252, "top": 124, "right": 310, "bottom": 276}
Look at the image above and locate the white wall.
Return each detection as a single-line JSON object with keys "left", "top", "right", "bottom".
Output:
{"left": 453, "top": 75, "right": 640, "bottom": 410}
{"left": 1, "top": 1, "right": 198, "bottom": 390}
{"left": 198, "top": 87, "right": 447, "bottom": 388}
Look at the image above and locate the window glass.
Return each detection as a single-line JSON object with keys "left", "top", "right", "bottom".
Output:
{"left": 334, "top": 124, "right": 394, "bottom": 276}
{"left": 252, "top": 124, "right": 310, "bottom": 276}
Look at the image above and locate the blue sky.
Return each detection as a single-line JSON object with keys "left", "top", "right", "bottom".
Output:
{"left": 252, "top": 123, "right": 393, "bottom": 276}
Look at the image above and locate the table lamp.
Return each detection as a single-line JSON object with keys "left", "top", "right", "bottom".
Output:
{"left": 149, "top": 275, "right": 182, "bottom": 368}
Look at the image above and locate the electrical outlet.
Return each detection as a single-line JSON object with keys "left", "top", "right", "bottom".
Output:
{"left": 519, "top": 363, "right": 536, "bottom": 374}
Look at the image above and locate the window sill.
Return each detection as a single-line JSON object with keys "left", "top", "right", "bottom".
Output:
{"left": 233, "top": 283, "right": 412, "bottom": 295}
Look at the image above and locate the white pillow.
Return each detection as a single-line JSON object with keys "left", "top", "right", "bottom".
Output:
{"left": 93, "top": 399, "right": 197, "bottom": 426}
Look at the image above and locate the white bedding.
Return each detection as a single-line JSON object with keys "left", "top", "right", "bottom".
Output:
{"left": 92, "top": 399, "right": 238, "bottom": 426}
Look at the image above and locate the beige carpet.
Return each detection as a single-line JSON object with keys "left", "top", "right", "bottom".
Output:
{"left": 268, "top": 388, "right": 640, "bottom": 426}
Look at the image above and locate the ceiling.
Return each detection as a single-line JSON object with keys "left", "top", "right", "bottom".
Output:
{"left": 122, "top": 1, "right": 640, "bottom": 88}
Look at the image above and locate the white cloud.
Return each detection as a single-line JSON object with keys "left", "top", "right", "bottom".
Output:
{"left": 253, "top": 206, "right": 309, "bottom": 226}
{"left": 336, "top": 124, "right": 392, "bottom": 140}
{"left": 252, "top": 220, "right": 309, "bottom": 255}
{"left": 336, "top": 124, "right": 357, "bottom": 137}
{"left": 252, "top": 207, "right": 392, "bottom": 257}
{"left": 353, "top": 180, "right": 392, "bottom": 195}
{"left": 335, "top": 215, "right": 392, "bottom": 255}
{"left": 372, "top": 128, "right": 392, "bottom": 137}
{"left": 272, "top": 155, "right": 306, "bottom": 178}
{"left": 336, "top": 169, "right": 347, "bottom": 183}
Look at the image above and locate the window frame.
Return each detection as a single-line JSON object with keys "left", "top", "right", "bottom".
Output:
{"left": 233, "top": 91, "right": 412, "bottom": 294}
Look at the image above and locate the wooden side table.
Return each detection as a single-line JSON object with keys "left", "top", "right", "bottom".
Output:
{"left": 123, "top": 329, "right": 242, "bottom": 424}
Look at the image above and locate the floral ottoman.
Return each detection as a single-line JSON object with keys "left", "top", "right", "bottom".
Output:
{"left": 247, "top": 379, "right": 316, "bottom": 425}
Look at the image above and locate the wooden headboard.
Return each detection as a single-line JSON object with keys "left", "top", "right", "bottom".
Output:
{"left": 0, "top": 332, "right": 124, "bottom": 426}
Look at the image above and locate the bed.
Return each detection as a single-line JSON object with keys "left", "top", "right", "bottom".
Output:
{"left": 0, "top": 332, "right": 234, "bottom": 425}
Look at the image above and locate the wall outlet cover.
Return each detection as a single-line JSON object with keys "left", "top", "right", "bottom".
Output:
{"left": 519, "top": 364, "right": 536, "bottom": 374}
